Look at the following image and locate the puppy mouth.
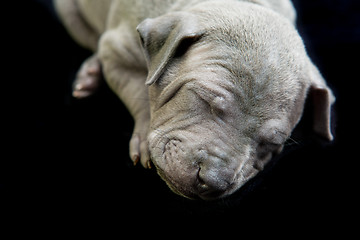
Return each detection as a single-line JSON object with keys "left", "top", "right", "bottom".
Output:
{"left": 150, "top": 136, "right": 241, "bottom": 200}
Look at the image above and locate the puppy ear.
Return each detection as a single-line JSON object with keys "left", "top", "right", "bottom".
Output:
{"left": 137, "top": 12, "right": 204, "bottom": 85}
{"left": 308, "top": 62, "right": 336, "bottom": 141}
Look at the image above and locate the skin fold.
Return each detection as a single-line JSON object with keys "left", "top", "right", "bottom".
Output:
{"left": 55, "top": 0, "right": 335, "bottom": 200}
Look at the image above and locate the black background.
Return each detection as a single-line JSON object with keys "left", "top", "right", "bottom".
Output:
{"left": 3, "top": 0, "right": 359, "bottom": 232}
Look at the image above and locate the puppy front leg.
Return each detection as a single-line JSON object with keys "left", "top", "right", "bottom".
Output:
{"left": 103, "top": 64, "right": 151, "bottom": 169}
{"left": 99, "top": 30, "right": 151, "bottom": 168}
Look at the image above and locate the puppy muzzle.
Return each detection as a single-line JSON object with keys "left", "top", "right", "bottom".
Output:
{"left": 150, "top": 134, "right": 243, "bottom": 200}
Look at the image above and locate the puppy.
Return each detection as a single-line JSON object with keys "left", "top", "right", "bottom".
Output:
{"left": 55, "top": 0, "right": 335, "bottom": 200}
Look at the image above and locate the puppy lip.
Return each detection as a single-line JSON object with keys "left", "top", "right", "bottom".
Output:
{"left": 196, "top": 182, "right": 227, "bottom": 200}
{"left": 197, "top": 189, "right": 227, "bottom": 200}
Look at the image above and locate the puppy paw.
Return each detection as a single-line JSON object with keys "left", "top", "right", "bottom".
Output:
{"left": 130, "top": 133, "right": 151, "bottom": 169}
{"left": 129, "top": 115, "right": 151, "bottom": 169}
{"left": 73, "top": 55, "right": 103, "bottom": 98}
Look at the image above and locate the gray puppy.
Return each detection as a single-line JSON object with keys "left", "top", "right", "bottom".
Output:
{"left": 55, "top": 0, "right": 335, "bottom": 200}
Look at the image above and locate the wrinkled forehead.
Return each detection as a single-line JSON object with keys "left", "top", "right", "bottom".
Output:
{"left": 152, "top": 34, "right": 305, "bottom": 121}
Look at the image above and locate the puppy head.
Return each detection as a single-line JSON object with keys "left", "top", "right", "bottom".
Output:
{"left": 137, "top": 3, "right": 335, "bottom": 200}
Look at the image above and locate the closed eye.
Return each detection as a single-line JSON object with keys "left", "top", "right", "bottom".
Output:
{"left": 187, "top": 82, "right": 232, "bottom": 119}
{"left": 263, "top": 129, "right": 287, "bottom": 146}
{"left": 257, "top": 130, "right": 287, "bottom": 154}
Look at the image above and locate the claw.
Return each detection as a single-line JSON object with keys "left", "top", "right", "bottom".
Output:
{"left": 132, "top": 154, "right": 140, "bottom": 166}
{"left": 75, "top": 83, "right": 83, "bottom": 91}
{"left": 146, "top": 160, "right": 152, "bottom": 169}
{"left": 72, "top": 89, "right": 92, "bottom": 98}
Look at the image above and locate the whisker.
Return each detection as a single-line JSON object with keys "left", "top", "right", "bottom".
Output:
{"left": 284, "top": 137, "right": 301, "bottom": 147}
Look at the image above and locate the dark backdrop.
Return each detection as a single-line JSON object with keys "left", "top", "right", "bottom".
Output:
{"left": 3, "top": 0, "right": 358, "bottom": 232}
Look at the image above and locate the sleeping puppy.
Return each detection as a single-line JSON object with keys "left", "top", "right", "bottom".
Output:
{"left": 55, "top": 0, "right": 335, "bottom": 200}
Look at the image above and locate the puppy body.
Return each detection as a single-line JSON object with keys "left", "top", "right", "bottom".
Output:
{"left": 55, "top": 0, "right": 334, "bottom": 199}
{"left": 55, "top": 0, "right": 295, "bottom": 50}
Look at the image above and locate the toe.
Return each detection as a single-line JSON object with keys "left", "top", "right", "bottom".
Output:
{"left": 72, "top": 76, "right": 101, "bottom": 98}
{"left": 140, "top": 140, "right": 151, "bottom": 169}
{"left": 129, "top": 134, "right": 141, "bottom": 165}
{"left": 129, "top": 133, "right": 151, "bottom": 169}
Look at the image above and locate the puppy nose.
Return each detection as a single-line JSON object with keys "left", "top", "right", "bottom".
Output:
{"left": 196, "top": 167, "right": 229, "bottom": 200}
